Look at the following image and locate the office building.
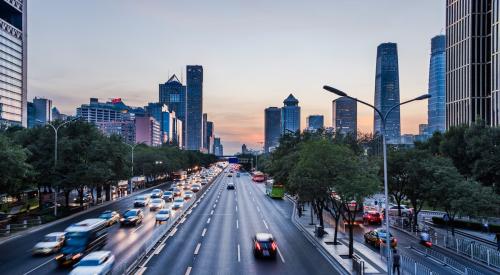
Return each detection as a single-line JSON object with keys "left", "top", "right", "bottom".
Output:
{"left": 332, "top": 97, "right": 357, "bottom": 136}
{"left": 427, "top": 35, "right": 446, "bottom": 134}
{"left": 77, "top": 98, "right": 132, "bottom": 123}
{"left": 306, "top": 115, "right": 324, "bottom": 131}
{"left": 27, "top": 101, "right": 34, "bottom": 128}
{"left": 135, "top": 116, "right": 161, "bottom": 147}
{"left": 264, "top": 107, "right": 281, "bottom": 153}
{"left": 202, "top": 113, "right": 208, "bottom": 152}
{"left": 446, "top": 1, "right": 493, "bottom": 127}
{"left": 493, "top": 0, "right": 500, "bottom": 126}
{"left": 281, "top": 94, "right": 301, "bottom": 135}
{"left": 0, "top": 0, "right": 27, "bottom": 127}
{"left": 374, "top": 43, "right": 401, "bottom": 144}
{"left": 159, "top": 75, "right": 186, "bottom": 143}
{"left": 206, "top": 121, "right": 214, "bottom": 154}
{"left": 242, "top": 144, "right": 248, "bottom": 154}
{"left": 27, "top": 97, "right": 52, "bottom": 128}
{"left": 186, "top": 65, "right": 203, "bottom": 151}
{"left": 213, "top": 137, "right": 223, "bottom": 156}
{"left": 401, "top": 134, "right": 415, "bottom": 145}
{"left": 52, "top": 107, "right": 68, "bottom": 121}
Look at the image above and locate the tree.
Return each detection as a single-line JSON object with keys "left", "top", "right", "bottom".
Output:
{"left": 0, "top": 134, "right": 33, "bottom": 196}
{"left": 386, "top": 149, "right": 410, "bottom": 217}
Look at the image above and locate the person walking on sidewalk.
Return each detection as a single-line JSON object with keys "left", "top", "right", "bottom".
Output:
{"left": 392, "top": 249, "right": 401, "bottom": 275}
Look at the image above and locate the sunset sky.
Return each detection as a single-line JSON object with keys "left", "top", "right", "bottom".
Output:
{"left": 27, "top": 0, "right": 445, "bottom": 154}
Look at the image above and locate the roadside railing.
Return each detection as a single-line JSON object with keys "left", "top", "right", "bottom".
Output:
{"left": 444, "top": 235, "right": 500, "bottom": 269}
{"left": 0, "top": 217, "right": 42, "bottom": 236}
{"left": 414, "top": 246, "right": 488, "bottom": 275}
{"left": 352, "top": 254, "right": 365, "bottom": 275}
{"left": 400, "top": 253, "right": 439, "bottom": 275}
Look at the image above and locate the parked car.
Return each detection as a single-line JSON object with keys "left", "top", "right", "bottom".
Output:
{"left": 120, "top": 209, "right": 144, "bottom": 226}
{"left": 32, "top": 232, "right": 65, "bottom": 255}
{"left": 252, "top": 233, "right": 277, "bottom": 259}
{"left": 173, "top": 188, "right": 182, "bottom": 197}
{"left": 387, "top": 204, "right": 413, "bottom": 217}
{"left": 156, "top": 209, "right": 171, "bottom": 223}
{"left": 364, "top": 228, "right": 397, "bottom": 248}
{"left": 98, "top": 210, "right": 120, "bottom": 226}
{"left": 69, "top": 251, "right": 115, "bottom": 275}
{"left": 184, "top": 191, "right": 194, "bottom": 200}
{"left": 150, "top": 198, "right": 165, "bottom": 211}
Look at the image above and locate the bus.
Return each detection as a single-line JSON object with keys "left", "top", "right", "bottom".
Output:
{"left": 252, "top": 172, "right": 266, "bottom": 182}
{"left": 55, "top": 218, "right": 108, "bottom": 266}
{"left": 265, "top": 180, "right": 284, "bottom": 199}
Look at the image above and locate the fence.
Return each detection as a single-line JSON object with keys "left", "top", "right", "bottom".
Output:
{"left": 352, "top": 254, "right": 365, "bottom": 275}
{"left": 415, "top": 246, "right": 487, "bottom": 275}
{"left": 400, "top": 253, "right": 438, "bottom": 275}
{"left": 444, "top": 235, "right": 500, "bottom": 269}
{"left": 0, "top": 217, "right": 42, "bottom": 236}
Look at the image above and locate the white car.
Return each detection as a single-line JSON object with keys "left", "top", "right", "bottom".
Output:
{"left": 156, "top": 209, "right": 171, "bottom": 223}
{"left": 387, "top": 204, "right": 413, "bottom": 217}
{"left": 134, "top": 195, "right": 150, "bottom": 207}
{"left": 69, "top": 251, "right": 115, "bottom": 275}
{"left": 150, "top": 198, "right": 165, "bottom": 211}
{"left": 32, "top": 232, "right": 65, "bottom": 255}
{"left": 172, "top": 198, "right": 184, "bottom": 210}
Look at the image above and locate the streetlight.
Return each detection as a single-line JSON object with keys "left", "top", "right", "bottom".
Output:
{"left": 323, "top": 85, "right": 430, "bottom": 274}
{"left": 41, "top": 117, "right": 81, "bottom": 217}
{"left": 124, "top": 143, "right": 138, "bottom": 194}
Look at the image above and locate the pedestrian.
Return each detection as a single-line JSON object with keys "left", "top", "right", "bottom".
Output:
{"left": 392, "top": 249, "right": 401, "bottom": 275}
{"left": 496, "top": 233, "right": 500, "bottom": 251}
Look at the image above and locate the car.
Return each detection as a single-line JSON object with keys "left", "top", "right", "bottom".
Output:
{"left": 133, "top": 195, "right": 150, "bottom": 207}
{"left": 236, "top": 172, "right": 240, "bottom": 177}
{"left": 150, "top": 198, "right": 165, "bottom": 211}
{"left": 120, "top": 209, "right": 144, "bottom": 226}
{"left": 176, "top": 181, "right": 185, "bottom": 187}
{"left": 183, "top": 184, "right": 191, "bottom": 191}
{"left": 162, "top": 191, "right": 174, "bottom": 202}
{"left": 227, "top": 173, "right": 233, "bottom": 177}
{"left": 69, "top": 251, "right": 115, "bottom": 275}
{"left": 387, "top": 204, "right": 413, "bottom": 217}
{"left": 150, "top": 189, "right": 163, "bottom": 199}
{"left": 191, "top": 184, "right": 201, "bottom": 192}
{"left": 156, "top": 209, "right": 171, "bottom": 223}
{"left": 364, "top": 228, "right": 397, "bottom": 248}
{"left": 184, "top": 191, "right": 194, "bottom": 200}
{"left": 363, "top": 210, "right": 382, "bottom": 225}
{"left": 172, "top": 198, "right": 184, "bottom": 210}
{"left": 227, "top": 182, "right": 235, "bottom": 190}
{"left": 32, "top": 232, "right": 65, "bottom": 255}
{"left": 201, "top": 179, "right": 208, "bottom": 185}
{"left": 253, "top": 233, "right": 278, "bottom": 259}
{"left": 173, "top": 188, "right": 182, "bottom": 197}
{"left": 98, "top": 210, "right": 120, "bottom": 226}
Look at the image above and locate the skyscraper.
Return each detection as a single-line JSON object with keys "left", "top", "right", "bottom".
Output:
{"left": 332, "top": 97, "right": 357, "bottom": 136}
{"left": 374, "top": 43, "right": 401, "bottom": 144}
{"left": 31, "top": 97, "right": 52, "bottom": 127}
{"left": 202, "top": 113, "right": 208, "bottom": 152}
{"left": 186, "top": 65, "right": 203, "bottom": 151}
{"left": 206, "top": 121, "right": 214, "bottom": 154}
{"left": 306, "top": 115, "right": 324, "bottom": 130}
{"left": 427, "top": 35, "right": 446, "bottom": 134}
{"left": 281, "top": 94, "right": 301, "bottom": 135}
{"left": 264, "top": 107, "right": 281, "bottom": 153}
{"left": 446, "top": 1, "right": 492, "bottom": 127}
{"left": 493, "top": 0, "right": 500, "bottom": 126}
{"left": 0, "top": 0, "right": 27, "bottom": 127}
{"left": 213, "top": 137, "right": 223, "bottom": 156}
{"left": 159, "top": 75, "right": 187, "bottom": 145}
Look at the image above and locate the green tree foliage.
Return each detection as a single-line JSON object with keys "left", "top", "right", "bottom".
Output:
{"left": 0, "top": 134, "right": 33, "bottom": 196}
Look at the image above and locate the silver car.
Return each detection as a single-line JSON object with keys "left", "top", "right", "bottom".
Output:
{"left": 69, "top": 251, "right": 115, "bottom": 275}
{"left": 32, "top": 232, "right": 65, "bottom": 255}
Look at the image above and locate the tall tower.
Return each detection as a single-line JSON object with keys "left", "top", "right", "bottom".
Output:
{"left": 159, "top": 75, "right": 186, "bottom": 146}
{"left": 264, "top": 107, "right": 281, "bottom": 153}
{"left": 0, "top": 0, "right": 27, "bottom": 127}
{"left": 374, "top": 43, "right": 401, "bottom": 144}
{"left": 281, "top": 94, "right": 301, "bottom": 135}
{"left": 186, "top": 65, "right": 203, "bottom": 151}
{"left": 332, "top": 97, "right": 357, "bottom": 136}
{"left": 427, "top": 35, "right": 446, "bottom": 134}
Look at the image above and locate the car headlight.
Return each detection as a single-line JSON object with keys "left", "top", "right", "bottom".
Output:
{"left": 120, "top": 218, "right": 125, "bottom": 222}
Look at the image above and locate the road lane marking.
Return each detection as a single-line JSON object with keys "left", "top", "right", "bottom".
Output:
{"left": 238, "top": 244, "right": 241, "bottom": 262}
{"left": 207, "top": 217, "right": 211, "bottom": 224}
{"left": 135, "top": 266, "right": 147, "bottom": 275}
{"left": 210, "top": 210, "right": 214, "bottom": 215}
{"left": 213, "top": 204, "right": 217, "bottom": 208}
{"left": 263, "top": 220, "right": 269, "bottom": 229}
{"left": 277, "top": 247, "right": 286, "bottom": 263}
{"left": 235, "top": 205, "right": 238, "bottom": 212}
{"left": 154, "top": 243, "right": 166, "bottom": 255}
{"left": 202, "top": 228, "right": 207, "bottom": 237}
{"left": 185, "top": 266, "right": 192, "bottom": 275}
{"left": 252, "top": 197, "right": 255, "bottom": 202}
{"left": 23, "top": 258, "right": 53, "bottom": 275}
{"left": 187, "top": 210, "right": 192, "bottom": 215}
{"left": 236, "top": 219, "right": 239, "bottom": 229}
{"left": 194, "top": 243, "right": 201, "bottom": 255}
{"left": 180, "top": 217, "right": 186, "bottom": 224}
{"left": 169, "top": 227, "right": 178, "bottom": 237}
{"left": 257, "top": 206, "right": 261, "bottom": 212}
{"left": 133, "top": 224, "right": 144, "bottom": 233}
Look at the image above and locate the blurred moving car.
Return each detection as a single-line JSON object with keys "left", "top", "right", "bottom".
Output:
{"left": 227, "top": 182, "right": 235, "bottom": 190}
{"left": 156, "top": 209, "right": 171, "bottom": 223}
{"left": 363, "top": 210, "right": 382, "bottom": 225}
{"left": 364, "top": 228, "right": 397, "bottom": 248}
{"left": 120, "top": 209, "right": 144, "bottom": 226}
{"left": 172, "top": 198, "right": 184, "bottom": 210}
{"left": 133, "top": 195, "right": 150, "bottom": 207}
{"left": 162, "top": 191, "right": 174, "bottom": 202}
{"left": 227, "top": 173, "right": 233, "bottom": 177}
{"left": 150, "top": 189, "right": 163, "bottom": 199}
{"left": 252, "top": 233, "right": 277, "bottom": 259}
{"left": 173, "top": 188, "right": 182, "bottom": 197}
{"left": 32, "top": 232, "right": 65, "bottom": 255}
{"left": 150, "top": 198, "right": 165, "bottom": 211}
{"left": 236, "top": 172, "right": 240, "bottom": 177}
{"left": 184, "top": 191, "right": 194, "bottom": 200}
{"left": 69, "top": 251, "right": 115, "bottom": 275}
{"left": 98, "top": 210, "right": 120, "bottom": 226}
{"left": 191, "top": 184, "right": 201, "bottom": 192}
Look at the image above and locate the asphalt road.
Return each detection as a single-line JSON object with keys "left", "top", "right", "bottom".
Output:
{"left": 142, "top": 172, "right": 341, "bottom": 275}
{"left": 0, "top": 180, "right": 190, "bottom": 275}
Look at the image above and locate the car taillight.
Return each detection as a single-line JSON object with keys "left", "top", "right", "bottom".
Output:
{"left": 255, "top": 242, "right": 261, "bottom": 250}
{"left": 271, "top": 242, "right": 277, "bottom": 250}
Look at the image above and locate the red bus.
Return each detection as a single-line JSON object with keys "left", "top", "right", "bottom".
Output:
{"left": 252, "top": 172, "right": 266, "bottom": 182}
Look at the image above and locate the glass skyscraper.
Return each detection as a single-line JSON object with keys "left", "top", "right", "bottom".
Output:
{"left": 306, "top": 115, "right": 324, "bottom": 131}
{"left": 264, "top": 107, "right": 281, "bottom": 153}
{"left": 281, "top": 94, "right": 301, "bottom": 135}
{"left": 159, "top": 74, "right": 186, "bottom": 146}
{"left": 493, "top": 0, "right": 500, "bottom": 126}
{"left": 374, "top": 43, "right": 401, "bottom": 144}
{"left": 0, "top": 0, "right": 27, "bottom": 127}
{"left": 186, "top": 65, "right": 203, "bottom": 151}
{"left": 332, "top": 97, "right": 357, "bottom": 136}
{"left": 427, "top": 35, "right": 446, "bottom": 134}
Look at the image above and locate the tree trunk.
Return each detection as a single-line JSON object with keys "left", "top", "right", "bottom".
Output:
{"left": 64, "top": 190, "right": 70, "bottom": 208}
{"left": 334, "top": 214, "right": 340, "bottom": 244}
{"left": 96, "top": 186, "right": 102, "bottom": 203}
{"left": 104, "top": 184, "right": 111, "bottom": 201}
{"left": 78, "top": 188, "right": 84, "bottom": 207}
{"left": 348, "top": 222, "right": 354, "bottom": 258}
{"left": 318, "top": 205, "right": 324, "bottom": 228}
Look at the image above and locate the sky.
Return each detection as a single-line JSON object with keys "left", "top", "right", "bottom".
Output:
{"left": 27, "top": 0, "right": 445, "bottom": 155}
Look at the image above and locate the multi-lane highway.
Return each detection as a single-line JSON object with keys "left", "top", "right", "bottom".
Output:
{"left": 141, "top": 171, "right": 341, "bottom": 275}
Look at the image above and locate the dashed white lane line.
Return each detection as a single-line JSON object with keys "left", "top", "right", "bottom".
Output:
{"left": 22, "top": 258, "right": 53, "bottom": 275}
{"left": 169, "top": 227, "right": 178, "bottom": 237}
{"left": 236, "top": 219, "right": 239, "bottom": 229}
{"left": 134, "top": 266, "right": 147, "bottom": 275}
{"left": 257, "top": 206, "right": 261, "bottom": 212}
{"left": 207, "top": 217, "right": 211, "bottom": 224}
{"left": 277, "top": 247, "right": 286, "bottom": 263}
{"left": 213, "top": 204, "right": 217, "bottom": 208}
{"left": 154, "top": 243, "right": 166, "bottom": 255}
{"left": 194, "top": 243, "right": 201, "bottom": 255}
{"left": 185, "top": 266, "right": 192, "bottom": 275}
{"left": 237, "top": 244, "right": 241, "bottom": 262}
{"left": 235, "top": 205, "right": 238, "bottom": 212}
{"left": 263, "top": 220, "right": 269, "bottom": 230}
{"left": 210, "top": 209, "right": 214, "bottom": 215}
{"left": 252, "top": 197, "right": 255, "bottom": 202}
{"left": 202, "top": 228, "right": 207, "bottom": 237}
{"left": 133, "top": 224, "right": 144, "bottom": 233}
{"left": 180, "top": 217, "right": 186, "bottom": 224}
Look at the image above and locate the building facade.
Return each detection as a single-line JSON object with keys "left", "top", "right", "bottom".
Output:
{"left": 206, "top": 121, "right": 214, "bottom": 154}
{"left": 0, "top": 0, "right": 27, "bottom": 127}
{"left": 332, "top": 97, "right": 357, "bottom": 136}
{"left": 202, "top": 113, "right": 208, "bottom": 152}
{"left": 264, "top": 107, "right": 281, "bottom": 153}
{"left": 213, "top": 137, "right": 223, "bottom": 156}
{"left": 135, "top": 116, "right": 161, "bottom": 147}
{"left": 31, "top": 97, "right": 52, "bottom": 127}
{"left": 186, "top": 65, "right": 203, "bottom": 151}
{"left": 281, "top": 94, "right": 300, "bottom": 135}
{"left": 446, "top": 0, "right": 492, "bottom": 127}
{"left": 306, "top": 115, "right": 324, "bottom": 131}
{"left": 493, "top": 0, "right": 500, "bottom": 126}
{"left": 159, "top": 75, "right": 186, "bottom": 144}
{"left": 428, "top": 35, "right": 447, "bottom": 134}
{"left": 374, "top": 43, "right": 401, "bottom": 144}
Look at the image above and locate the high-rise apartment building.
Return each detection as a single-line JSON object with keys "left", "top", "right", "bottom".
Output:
{"left": 0, "top": 0, "right": 27, "bottom": 127}
{"left": 202, "top": 113, "right": 208, "bottom": 152}
{"left": 374, "top": 43, "right": 401, "bottom": 144}
{"left": 264, "top": 107, "right": 281, "bottom": 153}
{"left": 332, "top": 97, "right": 357, "bottom": 136}
{"left": 446, "top": 0, "right": 493, "bottom": 127}
{"left": 186, "top": 65, "right": 203, "bottom": 151}
{"left": 281, "top": 94, "right": 301, "bottom": 135}
{"left": 159, "top": 75, "right": 186, "bottom": 145}
{"left": 206, "top": 121, "right": 214, "bottom": 154}
{"left": 306, "top": 115, "right": 324, "bottom": 130}
{"left": 493, "top": 0, "right": 500, "bottom": 126}
{"left": 135, "top": 116, "right": 161, "bottom": 147}
{"left": 428, "top": 35, "right": 446, "bottom": 134}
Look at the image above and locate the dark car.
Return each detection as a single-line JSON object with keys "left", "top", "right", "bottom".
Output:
{"left": 99, "top": 210, "right": 120, "bottom": 226}
{"left": 227, "top": 182, "right": 235, "bottom": 190}
{"left": 162, "top": 191, "right": 174, "bottom": 202}
{"left": 363, "top": 210, "right": 382, "bottom": 225}
{"left": 120, "top": 209, "right": 144, "bottom": 226}
{"left": 364, "top": 228, "right": 397, "bottom": 248}
{"left": 173, "top": 188, "right": 182, "bottom": 197}
{"left": 253, "top": 233, "right": 278, "bottom": 259}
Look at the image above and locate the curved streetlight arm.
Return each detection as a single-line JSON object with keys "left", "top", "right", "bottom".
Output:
{"left": 382, "top": 95, "right": 430, "bottom": 122}
{"left": 323, "top": 85, "right": 384, "bottom": 121}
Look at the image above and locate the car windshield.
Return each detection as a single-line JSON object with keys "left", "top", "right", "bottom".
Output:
{"left": 135, "top": 196, "right": 145, "bottom": 201}
{"left": 124, "top": 210, "right": 138, "bottom": 217}
{"left": 99, "top": 213, "right": 111, "bottom": 219}
{"left": 152, "top": 199, "right": 162, "bottom": 203}
{"left": 65, "top": 232, "right": 88, "bottom": 247}
{"left": 174, "top": 199, "right": 183, "bottom": 203}
{"left": 43, "top": 236, "right": 59, "bottom": 242}
{"left": 78, "top": 259, "right": 101, "bottom": 266}
{"left": 158, "top": 210, "right": 170, "bottom": 214}
{"left": 164, "top": 191, "right": 172, "bottom": 195}
{"left": 258, "top": 241, "right": 271, "bottom": 249}
{"left": 369, "top": 212, "right": 380, "bottom": 216}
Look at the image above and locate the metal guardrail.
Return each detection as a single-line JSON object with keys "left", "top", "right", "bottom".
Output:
{"left": 415, "top": 246, "right": 488, "bottom": 275}
{"left": 352, "top": 254, "right": 365, "bottom": 275}
{"left": 0, "top": 217, "right": 42, "bottom": 235}
{"left": 400, "top": 253, "right": 439, "bottom": 275}
{"left": 444, "top": 235, "right": 500, "bottom": 269}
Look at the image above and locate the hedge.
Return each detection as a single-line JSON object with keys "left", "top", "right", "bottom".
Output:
{"left": 432, "top": 217, "right": 500, "bottom": 233}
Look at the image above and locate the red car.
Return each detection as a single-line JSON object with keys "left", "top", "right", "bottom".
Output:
{"left": 363, "top": 211, "right": 382, "bottom": 225}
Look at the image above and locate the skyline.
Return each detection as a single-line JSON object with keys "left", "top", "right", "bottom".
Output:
{"left": 27, "top": 0, "right": 445, "bottom": 154}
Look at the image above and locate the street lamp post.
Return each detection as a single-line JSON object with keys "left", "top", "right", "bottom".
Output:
{"left": 124, "top": 143, "right": 138, "bottom": 194}
{"left": 323, "top": 85, "right": 430, "bottom": 274}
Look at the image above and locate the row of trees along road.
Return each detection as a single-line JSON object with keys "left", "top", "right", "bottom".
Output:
{"left": 0, "top": 121, "right": 217, "bottom": 213}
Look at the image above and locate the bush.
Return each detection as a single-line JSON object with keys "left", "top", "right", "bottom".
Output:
{"left": 432, "top": 217, "right": 500, "bottom": 233}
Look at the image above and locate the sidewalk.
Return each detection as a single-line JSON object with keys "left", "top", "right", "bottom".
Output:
{"left": 291, "top": 201, "right": 386, "bottom": 275}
